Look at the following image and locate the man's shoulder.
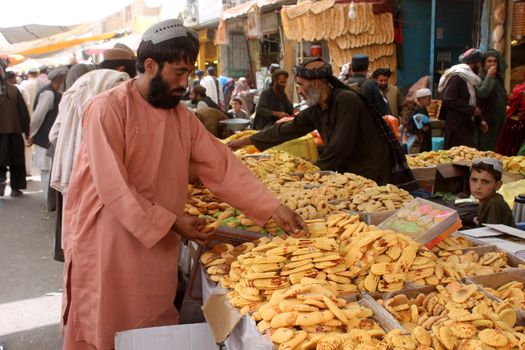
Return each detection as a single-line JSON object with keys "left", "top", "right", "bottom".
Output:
{"left": 86, "top": 80, "right": 133, "bottom": 112}
{"left": 486, "top": 193, "right": 512, "bottom": 210}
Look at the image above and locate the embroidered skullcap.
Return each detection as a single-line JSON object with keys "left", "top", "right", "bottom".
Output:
{"left": 142, "top": 19, "right": 198, "bottom": 45}
{"left": 103, "top": 48, "right": 134, "bottom": 61}
{"left": 416, "top": 88, "right": 432, "bottom": 99}
{"left": 471, "top": 157, "right": 503, "bottom": 174}
{"left": 48, "top": 66, "right": 68, "bottom": 81}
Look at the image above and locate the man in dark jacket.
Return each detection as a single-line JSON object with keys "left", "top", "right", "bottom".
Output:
{"left": 438, "top": 48, "right": 483, "bottom": 149}
{"left": 0, "top": 66, "right": 30, "bottom": 197}
{"left": 229, "top": 59, "right": 417, "bottom": 191}
{"left": 475, "top": 50, "right": 507, "bottom": 151}
{"left": 29, "top": 66, "right": 67, "bottom": 208}
{"left": 344, "top": 54, "right": 388, "bottom": 116}
{"left": 253, "top": 69, "right": 294, "bottom": 130}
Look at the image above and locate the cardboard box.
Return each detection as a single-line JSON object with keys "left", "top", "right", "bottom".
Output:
{"left": 453, "top": 245, "right": 525, "bottom": 269}
{"left": 465, "top": 270, "right": 525, "bottom": 319}
{"left": 433, "top": 163, "right": 470, "bottom": 195}
{"left": 344, "top": 208, "right": 397, "bottom": 226}
{"left": 410, "top": 166, "right": 438, "bottom": 191}
{"left": 114, "top": 323, "right": 218, "bottom": 350}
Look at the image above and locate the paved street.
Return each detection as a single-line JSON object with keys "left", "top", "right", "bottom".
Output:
{"left": 0, "top": 178, "right": 64, "bottom": 350}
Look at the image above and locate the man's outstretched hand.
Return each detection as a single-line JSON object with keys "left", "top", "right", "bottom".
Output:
{"left": 271, "top": 205, "right": 309, "bottom": 235}
{"left": 172, "top": 216, "right": 211, "bottom": 245}
{"left": 227, "top": 137, "right": 252, "bottom": 150}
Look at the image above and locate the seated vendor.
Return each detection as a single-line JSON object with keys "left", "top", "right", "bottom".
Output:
{"left": 253, "top": 69, "right": 294, "bottom": 130}
{"left": 470, "top": 158, "right": 515, "bottom": 227}
{"left": 229, "top": 58, "right": 417, "bottom": 191}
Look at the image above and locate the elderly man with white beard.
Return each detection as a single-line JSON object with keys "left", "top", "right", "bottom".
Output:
{"left": 229, "top": 58, "right": 417, "bottom": 190}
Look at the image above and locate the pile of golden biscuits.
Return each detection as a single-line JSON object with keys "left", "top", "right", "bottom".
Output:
{"left": 343, "top": 184, "right": 413, "bottom": 213}
{"left": 252, "top": 282, "right": 387, "bottom": 350}
{"left": 437, "top": 250, "right": 512, "bottom": 279}
{"left": 483, "top": 280, "right": 525, "bottom": 312}
{"left": 376, "top": 281, "right": 525, "bottom": 349}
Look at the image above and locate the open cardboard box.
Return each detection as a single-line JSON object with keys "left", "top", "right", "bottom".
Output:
{"left": 201, "top": 290, "right": 404, "bottom": 348}
{"left": 465, "top": 269, "right": 525, "bottom": 319}
{"left": 450, "top": 244, "right": 525, "bottom": 269}
{"left": 344, "top": 208, "right": 397, "bottom": 226}
{"left": 114, "top": 323, "right": 218, "bottom": 350}
{"left": 410, "top": 166, "right": 438, "bottom": 191}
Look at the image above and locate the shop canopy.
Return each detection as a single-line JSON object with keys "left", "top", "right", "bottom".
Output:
{"left": 0, "top": 24, "right": 80, "bottom": 44}
{"left": 222, "top": 0, "right": 283, "bottom": 20}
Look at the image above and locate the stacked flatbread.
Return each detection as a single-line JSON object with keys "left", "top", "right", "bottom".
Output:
{"left": 281, "top": 2, "right": 397, "bottom": 82}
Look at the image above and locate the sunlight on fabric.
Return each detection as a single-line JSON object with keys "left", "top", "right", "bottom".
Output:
{"left": 0, "top": 295, "right": 62, "bottom": 336}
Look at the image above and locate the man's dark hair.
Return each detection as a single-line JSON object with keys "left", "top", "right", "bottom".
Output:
{"left": 372, "top": 68, "right": 392, "bottom": 79}
{"left": 271, "top": 69, "right": 289, "bottom": 84}
{"left": 5, "top": 71, "right": 16, "bottom": 82}
{"left": 193, "top": 85, "right": 207, "bottom": 97}
{"left": 136, "top": 35, "right": 199, "bottom": 73}
{"left": 100, "top": 59, "right": 137, "bottom": 78}
{"left": 471, "top": 162, "right": 502, "bottom": 182}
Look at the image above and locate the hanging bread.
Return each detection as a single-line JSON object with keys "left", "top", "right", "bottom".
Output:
{"left": 342, "top": 3, "right": 350, "bottom": 35}
{"left": 492, "top": 25, "right": 504, "bottom": 43}
{"left": 493, "top": 1, "right": 506, "bottom": 25}
{"left": 281, "top": 8, "right": 294, "bottom": 41}
{"left": 310, "top": 0, "right": 334, "bottom": 14}
{"left": 287, "top": 0, "right": 313, "bottom": 19}
{"left": 304, "top": 11, "right": 316, "bottom": 41}
{"left": 313, "top": 12, "right": 324, "bottom": 40}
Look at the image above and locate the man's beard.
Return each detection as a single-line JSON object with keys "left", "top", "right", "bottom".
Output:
{"left": 147, "top": 70, "right": 185, "bottom": 109}
{"left": 471, "top": 65, "right": 480, "bottom": 75}
{"left": 303, "top": 87, "right": 321, "bottom": 107}
{"left": 378, "top": 84, "right": 388, "bottom": 91}
{"left": 274, "top": 84, "right": 285, "bottom": 94}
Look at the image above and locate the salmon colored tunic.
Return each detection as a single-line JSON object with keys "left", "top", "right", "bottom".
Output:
{"left": 61, "top": 79, "right": 281, "bottom": 349}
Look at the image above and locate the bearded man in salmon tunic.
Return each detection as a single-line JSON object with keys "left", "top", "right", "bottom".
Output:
{"left": 61, "top": 19, "right": 307, "bottom": 350}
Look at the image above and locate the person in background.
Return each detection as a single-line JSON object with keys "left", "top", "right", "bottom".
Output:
{"left": 497, "top": 72, "right": 525, "bottom": 156}
{"left": 254, "top": 69, "right": 294, "bottom": 130}
{"left": 223, "top": 77, "right": 235, "bottom": 112}
{"left": 190, "top": 85, "right": 222, "bottom": 112}
{"left": 233, "top": 76, "right": 252, "bottom": 113}
{"left": 345, "top": 54, "right": 388, "bottom": 116}
{"left": 0, "top": 66, "right": 30, "bottom": 197}
{"left": 60, "top": 19, "right": 306, "bottom": 350}
{"left": 20, "top": 68, "right": 40, "bottom": 114}
{"left": 48, "top": 48, "right": 135, "bottom": 262}
{"left": 193, "top": 69, "right": 204, "bottom": 87}
{"left": 374, "top": 68, "right": 407, "bottom": 120}
{"left": 470, "top": 158, "right": 515, "bottom": 227}
{"left": 200, "top": 66, "right": 224, "bottom": 106}
{"left": 475, "top": 50, "right": 507, "bottom": 151}
{"left": 438, "top": 48, "right": 483, "bottom": 149}
{"left": 65, "top": 64, "right": 97, "bottom": 90}
{"left": 230, "top": 58, "right": 417, "bottom": 190}
{"left": 37, "top": 65, "right": 50, "bottom": 88}
{"left": 401, "top": 88, "right": 433, "bottom": 154}
{"left": 29, "top": 67, "right": 68, "bottom": 209}
{"left": 263, "top": 63, "right": 280, "bottom": 90}
{"left": 228, "top": 97, "right": 249, "bottom": 119}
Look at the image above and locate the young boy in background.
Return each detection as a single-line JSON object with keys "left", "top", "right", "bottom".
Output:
{"left": 400, "top": 88, "right": 433, "bottom": 153}
{"left": 470, "top": 158, "right": 515, "bottom": 227}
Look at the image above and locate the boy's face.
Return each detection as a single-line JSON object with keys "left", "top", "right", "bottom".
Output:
{"left": 470, "top": 169, "right": 502, "bottom": 201}
{"left": 417, "top": 96, "right": 432, "bottom": 107}
{"left": 232, "top": 100, "right": 241, "bottom": 111}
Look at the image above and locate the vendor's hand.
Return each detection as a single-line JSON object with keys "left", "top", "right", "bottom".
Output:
{"left": 172, "top": 216, "right": 211, "bottom": 245}
{"left": 487, "top": 65, "right": 497, "bottom": 78}
{"left": 274, "top": 111, "right": 290, "bottom": 120}
{"left": 271, "top": 205, "right": 309, "bottom": 235}
{"left": 480, "top": 120, "right": 489, "bottom": 134}
{"left": 228, "top": 137, "right": 252, "bottom": 150}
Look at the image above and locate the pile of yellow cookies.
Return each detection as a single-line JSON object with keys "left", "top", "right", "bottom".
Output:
{"left": 240, "top": 150, "right": 320, "bottom": 180}
{"left": 344, "top": 184, "right": 413, "bottom": 212}
{"left": 431, "top": 236, "right": 477, "bottom": 253}
{"left": 437, "top": 250, "right": 511, "bottom": 279}
{"left": 484, "top": 280, "right": 525, "bottom": 312}
{"left": 376, "top": 281, "right": 525, "bottom": 349}
{"left": 252, "top": 281, "right": 387, "bottom": 350}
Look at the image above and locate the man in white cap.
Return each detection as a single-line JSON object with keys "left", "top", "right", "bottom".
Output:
{"left": 29, "top": 66, "right": 68, "bottom": 208}
{"left": 438, "top": 48, "right": 483, "bottom": 149}
{"left": 61, "top": 19, "right": 306, "bottom": 350}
